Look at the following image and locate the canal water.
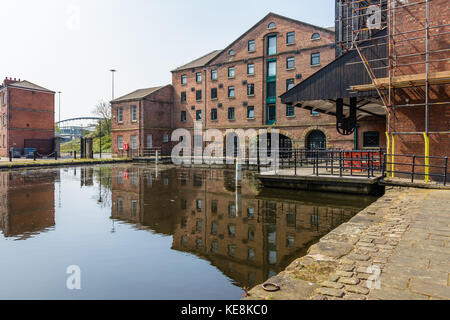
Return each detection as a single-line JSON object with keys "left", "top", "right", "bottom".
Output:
{"left": 0, "top": 164, "right": 377, "bottom": 300}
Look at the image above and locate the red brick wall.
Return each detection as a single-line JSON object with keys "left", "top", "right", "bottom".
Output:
{"left": 111, "top": 86, "right": 173, "bottom": 157}
{"left": 387, "top": 0, "right": 449, "bottom": 178}
{"left": 0, "top": 87, "right": 54, "bottom": 156}
{"left": 171, "top": 14, "right": 353, "bottom": 148}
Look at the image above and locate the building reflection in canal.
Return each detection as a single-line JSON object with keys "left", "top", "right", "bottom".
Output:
{"left": 110, "top": 166, "right": 374, "bottom": 289}
{"left": 0, "top": 170, "right": 58, "bottom": 239}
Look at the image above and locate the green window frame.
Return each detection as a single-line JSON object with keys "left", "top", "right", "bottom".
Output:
{"left": 196, "top": 90, "right": 202, "bottom": 101}
{"left": 211, "top": 69, "right": 218, "bottom": 81}
{"left": 267, "top": 34, "right": 277, "bottom": 55}
{"left": 286, "top": 105, "right": 295, "bottom": 117}
{"left": 247, "top": 83, "right": 255, "bottom": 96}
{"left": 287, "top": 32, "right": 295, "bottom": 44}
{"left": 211, "top": 108, "right": 218, "bottom": 121}
{"left": 363, "top": 131, "right": 380, "bottom": 148}
{"left": 228, "top": 86, "right": 235, "bottom": 98}
{"left": 286, "top": 57, "right": 295, "bottom": 69}
{"left": 286, "top": 79, "right": 295, "bottom": 91}
{"left": 196, "top": 72, "right": 202, "bottom": 83}
{"left": 248, "top": 40, "right": 255, "bottom": 52}
{"left": 228, "top": 67, "right": 235, "bottom": 78}
{"left": 211, "top": 88, "right": 218, "bottom": 100}
{"left": 196, "top": 110, "right": 202, "bottom": 121}
{"left": 311, "top": 52, "right": 320, "bottom": 66}
{"left": 228, "top": 107, "right": 235, "bottom": 120}
{"left": 247, "top": 63, "right": 255, "bottom": 75}
{"left": 247, "top": 106, "right": 255, "bottom": 119}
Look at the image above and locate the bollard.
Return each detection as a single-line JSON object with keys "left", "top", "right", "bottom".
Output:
{"left": 55, "top": 151, "right": 58, "bottom": 161}
{"left": 33, "top": 151, "right": 36, "bottom": 161}
{"left": 74, "top": 151, "right": 77, "bottom": 159}
{"left": 9, "top": 150, "right": 12, "bottom": 162}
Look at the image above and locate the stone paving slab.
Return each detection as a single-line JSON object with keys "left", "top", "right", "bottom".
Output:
{"left": 245, "top": 187, "right": 450, "bottom": 300}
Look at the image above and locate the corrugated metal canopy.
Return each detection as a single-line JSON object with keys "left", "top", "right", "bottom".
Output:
{"left": 281, "top": 29, "right": 388, "bottom": 119}
{"left": 297, "top": 98, "right": 386, "bottom": 120}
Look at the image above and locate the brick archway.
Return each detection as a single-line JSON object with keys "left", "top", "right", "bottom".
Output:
{"left": 301, "top": 126, "right": 332, "bottom": 149}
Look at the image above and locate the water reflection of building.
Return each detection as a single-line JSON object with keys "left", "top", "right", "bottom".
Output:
{"left": 0, "top": 170, "right": 57, "bottom": 239}
{"left": 111, "top": 167, "right": 370, "bottom": 288}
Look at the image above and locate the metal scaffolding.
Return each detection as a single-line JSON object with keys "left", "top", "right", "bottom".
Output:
{"left": 336, "top": 0, "right": 450, "bottom": 182}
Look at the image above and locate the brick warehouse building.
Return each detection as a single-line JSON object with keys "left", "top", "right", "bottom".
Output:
{"left": 111, "top": 85, "right": 173, "bottom": 156}
{"left": 0, "top": 77, "right": 55, "bottom": 157}
{"left": 282, "top": 0, "right": 449, "bottom": 180}
{"left": 111, "top": 13, "right": 388, "bottom": 158}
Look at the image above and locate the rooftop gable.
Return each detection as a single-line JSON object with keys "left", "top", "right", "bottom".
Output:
{"left": 208, "top": 12, "right": 335, "bottom": 65}
{"left": 111, "top": 85, "right": 170, "bottom": 103}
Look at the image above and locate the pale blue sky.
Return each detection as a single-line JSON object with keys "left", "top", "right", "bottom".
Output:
{"left": 0, "top": 0, "right": 335, "bottom": 119}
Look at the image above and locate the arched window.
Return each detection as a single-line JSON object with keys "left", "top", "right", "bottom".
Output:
{"left": 306, "top": 130, "right": 326, "bottom": 150}
{"left": 268, "top": 22, "right": 276, "bottom": 29}
{"left": 311, "top": 33, "right": 321, "bottom": 40}
{"left": 228, "top": 49, "right": 235, "bottom": 56}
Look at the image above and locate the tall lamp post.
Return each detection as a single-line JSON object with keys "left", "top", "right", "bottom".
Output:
{"left": 110, "top": 69, "right": 116, "bottom": 100}
{"left": 107, "top": 69, "right": 117, "bottom": 159}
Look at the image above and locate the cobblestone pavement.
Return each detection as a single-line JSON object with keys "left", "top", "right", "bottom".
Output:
{"left": 246, "top": 187, "right": 450, "bottom": 300}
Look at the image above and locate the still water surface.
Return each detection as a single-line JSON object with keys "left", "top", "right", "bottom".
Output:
{"left": 0, "top": 165, "right": 376, "bottom": 299}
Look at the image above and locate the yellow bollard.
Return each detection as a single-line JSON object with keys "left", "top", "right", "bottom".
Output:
{"left": 391, "top": 135, "right": 395, "bottom": 178}
{"left": 423, "top": 133, "right": 430, "bottom": 184}
{"left": 385, "top": 132, "right": 391, "bottom": 178}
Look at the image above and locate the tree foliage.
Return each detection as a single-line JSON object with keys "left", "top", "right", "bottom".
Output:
{"left": 92, "top": 100, "right": 112, "bottom": 136}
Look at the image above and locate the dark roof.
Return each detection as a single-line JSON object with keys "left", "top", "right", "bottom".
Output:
{"left": 171, "top": 50, "right": 222, "bottom": 73}
{"left": 111, "top": 85, "right": 169, "bottom": 103}
{"left": 281, "top": 29, "right": 387, "bottom": 103}
{"left": 7, "top": 80, "right": 54, "bottom": 93}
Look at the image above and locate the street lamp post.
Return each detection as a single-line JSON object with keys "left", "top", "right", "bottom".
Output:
{"left": 107, "top": 69, "right": 117, "bottom": 159}
{"left": 110, "top": 69, "right": 116, "bottom": 100}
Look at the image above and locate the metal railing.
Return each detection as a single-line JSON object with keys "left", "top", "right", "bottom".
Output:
{"left": 383, "top": 154, "right": 448, "bottom": 186}
{"left": 258, "top": 149, "right": 385, "bottom": 178}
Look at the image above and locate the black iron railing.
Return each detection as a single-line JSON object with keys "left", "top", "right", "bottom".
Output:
{"left": 258, "top": 149, "right": 385, "bottom": 178}
{"left": 383, "top": 154, "right": 448, "bottom": 186}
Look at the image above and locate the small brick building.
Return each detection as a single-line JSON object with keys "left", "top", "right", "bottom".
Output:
{"left": 111, "top": 85, "right": 173, "bottom": 157}
{"left": 0, "top": 77, "right": 55, "bottom": 157}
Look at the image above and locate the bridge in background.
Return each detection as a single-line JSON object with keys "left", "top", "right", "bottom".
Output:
{"left": 56, "top": 117, "right": 102, "bottom": 141}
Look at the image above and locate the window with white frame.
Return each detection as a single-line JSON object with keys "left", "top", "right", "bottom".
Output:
{"left": 118, "top": 107, "right": 123, "bottom": 123}
{"left": 131, "top": 106, "right": 137, "bottom": 122}
{"left": 131, "top": 135, "right": 137, "bottom": 150}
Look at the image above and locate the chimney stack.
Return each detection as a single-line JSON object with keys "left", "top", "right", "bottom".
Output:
{"left": 3, "top": 77, "right": 19, "bottom": 86}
